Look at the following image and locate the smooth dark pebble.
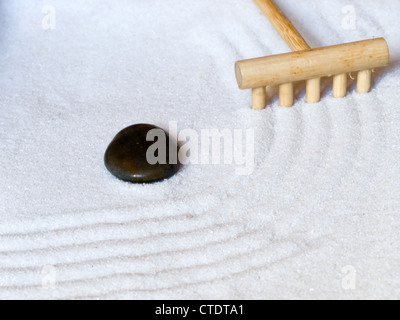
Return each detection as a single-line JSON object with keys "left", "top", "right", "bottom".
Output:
{"left": 104, "top": 124, "right": 181, "bottom": 183}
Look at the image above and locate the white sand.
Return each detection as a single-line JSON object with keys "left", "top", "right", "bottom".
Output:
{"left": 0, "top": 0, "right": 399, "bottom": 299}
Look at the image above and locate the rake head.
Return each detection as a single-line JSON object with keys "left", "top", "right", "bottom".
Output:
{"left": 236, "top": 0, "right": 390, "bottom": 109}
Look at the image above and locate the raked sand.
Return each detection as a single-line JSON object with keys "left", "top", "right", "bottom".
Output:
{"left": 0, "top": 0, "right": 399, "bottom": 299}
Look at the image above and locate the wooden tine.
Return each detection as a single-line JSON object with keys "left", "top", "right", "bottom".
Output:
{"left": 357, "top": 69, "right": 372, "bottom": 93}
{"left": 279, "top": 83, "right": 294, "bottom": 107}
{"left": 254, "top": 0, "right": 320, "bottom": 107}
{"left": 252, "top": 86, "right": 267, "bottom": 110}
{"left": 333, "top": 74, "right": 348, "bottom": 98}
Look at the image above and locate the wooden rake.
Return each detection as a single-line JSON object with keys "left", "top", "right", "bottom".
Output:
{"left": 235, "top": 0, "right": 390, "bottom": 109}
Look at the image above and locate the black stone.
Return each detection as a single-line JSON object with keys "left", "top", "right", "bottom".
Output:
{"left": 104, "top": 124, "right": 181, "bottom": 183}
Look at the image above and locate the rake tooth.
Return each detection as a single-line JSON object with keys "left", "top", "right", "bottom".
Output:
{"left": 279, "top": 83, "right": 294, "bottom": 107}
{"left": 306, "top": 78, "right": 321, "bottom": 103}
{"left": 357, "top": 69, "right": 372, "bottom": 94}
{"left": 252, "top": 87, "right": 267, "bottom": 110}
{"left": 333, "top": 73, "right": 348, "bottom": 98}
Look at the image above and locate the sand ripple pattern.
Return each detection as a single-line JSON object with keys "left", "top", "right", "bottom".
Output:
{"left": 0, "top": 0, "right": 399, "bottom": 299}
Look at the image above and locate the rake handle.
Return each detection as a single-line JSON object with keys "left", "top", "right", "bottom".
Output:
{"left": 253, "top": 0, "right": 310, "bottom": 51}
